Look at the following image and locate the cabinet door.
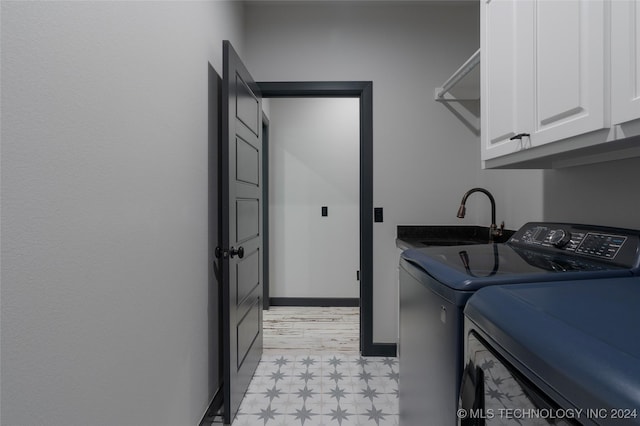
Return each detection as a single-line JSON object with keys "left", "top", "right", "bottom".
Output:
{"left": 612, "top": 0, "right": 640, "bottom": 126}
{"left": 531, "top": 0, "right": 606, "bottom": 146}
{"left": 481, "top": 0, "right": 532, "bottom": 161}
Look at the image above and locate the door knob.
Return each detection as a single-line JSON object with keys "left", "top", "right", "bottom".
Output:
{"left": 229, "top": 246, "right": 244, "bottom": 259}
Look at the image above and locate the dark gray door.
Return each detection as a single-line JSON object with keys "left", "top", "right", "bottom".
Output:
{"left": 221, "top": 40, "right": 263, "bottom": 425}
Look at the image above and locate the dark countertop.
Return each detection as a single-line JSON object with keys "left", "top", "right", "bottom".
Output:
{"left": 396, "top": 225, "right": 515, "bottom": 250}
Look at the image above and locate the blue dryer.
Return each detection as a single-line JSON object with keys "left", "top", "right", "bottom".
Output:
{"left": 462, "top": 278, "right": 640, "bottom": 425}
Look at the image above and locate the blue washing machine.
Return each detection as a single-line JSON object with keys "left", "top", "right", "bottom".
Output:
{"left": 461, "top": 278, "right": 640, "bottom": 425}
{"left": 399, "top": 222, "right": 640, "bottom": 426}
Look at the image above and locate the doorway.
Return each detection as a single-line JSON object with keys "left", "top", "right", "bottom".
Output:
{"left": 257, "top": 81, "right": 381, "bottom": 356}
{"left": 268, "top": 97, "right": 360, "bottom": 303}
{"left": 263, "top": 97, "right": 360, "bottom": 353}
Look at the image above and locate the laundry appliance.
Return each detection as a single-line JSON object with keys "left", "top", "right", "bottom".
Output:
{"left": 398, "top": 222, "right": 640, "bottom": 426}
{"left": 461, "top": 278, "right": 640, "bottom": 425}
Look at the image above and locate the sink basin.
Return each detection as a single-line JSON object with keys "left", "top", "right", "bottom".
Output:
{"left": 419, "top": 239, "right": 488, "bottom": 246}
{"left": 397, "top": 225, "right": 515, "bottom": 249}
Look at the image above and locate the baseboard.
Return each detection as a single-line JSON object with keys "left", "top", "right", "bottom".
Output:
{"left": 269, "top": 297, "right": 359, "bottom": 307}
{"left": 199, "top": 386, "right": 224, "bottom": 426}
{"left": 364, "top": 343, "right": 397, "bottom": 357}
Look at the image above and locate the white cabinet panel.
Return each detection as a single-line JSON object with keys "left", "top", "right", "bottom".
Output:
{"left": 481, "top": 0, "right": 532, "bottom": 160}
{"left": 533, "top": 0, "right": 606, "bottom": 146}
{"left": 536, "top": 1, "right": 582, "bottom": 127}
{"left": 612, "top": 0, "right": 640, "bottom": 125}
{"left": 485, "top": 0, "right": 516, "bottom": 146}
{"left": 482, "top": 0, "right": 608, "bottom": 166}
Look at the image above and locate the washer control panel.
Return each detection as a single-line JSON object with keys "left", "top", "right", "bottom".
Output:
{"left": 574, "top": 233, "right": 627, "bottom": 259}
{"left": 508, "top": 222, "right": 640, "bottom": 267}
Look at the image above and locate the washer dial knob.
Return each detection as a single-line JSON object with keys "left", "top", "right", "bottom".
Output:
{"left": 548, "top": 229, "right": 571, "bottom": 248}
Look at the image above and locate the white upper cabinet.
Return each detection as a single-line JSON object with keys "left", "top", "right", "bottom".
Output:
{"left": 611, "top": 0, "right": 640, "bottom": 126}
{"left": 481, "top": 0, "right": 523, "bottom": 159}
{"left": 482, "top": 0, "right": 610, "bottom": 167}
{"left": 533, "top": 0, "right": 605, "bottom": 143}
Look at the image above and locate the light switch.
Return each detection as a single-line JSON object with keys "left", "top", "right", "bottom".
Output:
{"left": 322, "top": 206, "right": 328, "bottom": 217}
{"left": 374, "top": 207, "right": 383, "bottom": 222}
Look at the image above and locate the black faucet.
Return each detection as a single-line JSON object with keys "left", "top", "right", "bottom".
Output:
{"left": 456, "top": 187, "right": 504, "bottom": 241}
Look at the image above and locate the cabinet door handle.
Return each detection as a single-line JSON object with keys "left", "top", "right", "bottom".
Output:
{"left": 509, "top": 133, "right": 530, "bottom": 140}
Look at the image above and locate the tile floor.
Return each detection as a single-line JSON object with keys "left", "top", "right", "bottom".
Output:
{"left": 230, "top": 307, "right": 399, "bottom": 426}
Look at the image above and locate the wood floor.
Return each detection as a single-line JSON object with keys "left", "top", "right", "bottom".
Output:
{"left": 263, "top": 306, "right": 360, "bottom": 354}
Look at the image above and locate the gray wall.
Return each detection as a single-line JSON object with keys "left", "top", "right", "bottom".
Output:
{"left": 542, "top": 157, "right": 640, "bottom": 229}
{"left": 1, "top": 2, "right": 243, "bottom": 425}
{"left": 268, "top": 98, "right": 360, "bottom": 299}
{"left": 245, "top": 1, "right": 487, "bottom": 342}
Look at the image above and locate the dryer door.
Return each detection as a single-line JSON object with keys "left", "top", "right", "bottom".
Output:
{"left": 458, "top": 332, "right": 580, "bottom": 426}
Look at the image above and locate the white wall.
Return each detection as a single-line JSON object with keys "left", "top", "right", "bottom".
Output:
{"left": 1, "top": 2, "right": 243, "bottom": 425}
{"left": 245, "top": 1, "right": 486, "bottom": 342}
{"left": 268, "top": 98, "right": 360, "bottom": 299}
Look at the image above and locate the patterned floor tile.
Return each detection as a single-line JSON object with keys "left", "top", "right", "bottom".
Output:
{"left": 232, "top": 354, "right": 399, "bottom": 426}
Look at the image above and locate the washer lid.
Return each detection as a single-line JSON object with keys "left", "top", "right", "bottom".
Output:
{"left": 465, "top": 278, "right": 640, "bottom": 415}
{"left": 401, "top": 243, "right": 631, "bottom": 291}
